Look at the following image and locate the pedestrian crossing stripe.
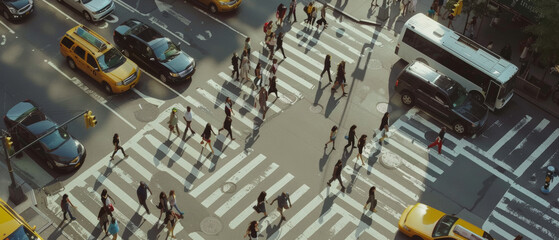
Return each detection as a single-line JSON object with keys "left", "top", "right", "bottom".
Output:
{"left": 225, "top": 65, "right": 305, "bottom": 100}
{"left": 252, "top": 50, "right": 315, "bottom": 89}
{"left": 190, "top": 151, "right": 252, "bottom": 197}
{"left": 287, "top": 25, "right": 355, "bottom": 64}
{"left": 257, "top": 41, "right": 322, "bottom": 82}
{"left": 207, "top": 79, "right": 282, "bottom": 113}
{"left": 290, "top": 24, "right": 362, "bottom": 58}
{"left": 196, "top": 87, "right": 258, "bottom": 129}
{"left": 259, "top": 184, "right": 310, "bottom": 237}
{"left": 217, "top": 72, "right": 297, "bottom": 106}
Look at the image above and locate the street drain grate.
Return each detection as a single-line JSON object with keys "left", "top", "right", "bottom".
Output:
{"left": 200, "top": 217, "right": 222, "bottom": 235}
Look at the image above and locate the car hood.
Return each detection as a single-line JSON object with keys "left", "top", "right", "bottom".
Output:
{"left": 106, "top": 59, "right": 137, "bottom": 81}
{"left": 49, "top": 139, "right": 82, "bottom": 162}
{"left": 161, "top": 52, "right": 193, "bottom": 73}
{"left": 84, "top": 0, "right": 111, "bottom": 12}
{"left": 453, "top": 99, "right": 488, "bottom": 123}
{"left": 4, "top": 0, "right": 31, "bottom": 10}
{"left": 405, "top": 204, "right": 445, "bottom": 236}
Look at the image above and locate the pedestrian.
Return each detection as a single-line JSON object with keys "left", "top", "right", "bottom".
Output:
{"left": 253, "top": 191, "right": 268, "bottom": 217}
{"left": 331, "top": 61, "right": 347, "bottom": 95}
{"left": 316, "top": 5, "right": 328, "bottom": 29}
{"left": 183, "top": 106, "right": 195, "bottom": 139}
{"left": 427, "top": 6, "right": 436, "bottom": 18}
{"left": 324, "top": 125, "right": 338, "bottom": 150}
{"left": 513, "top": 235, "right": 523, "bottom": 240}
{"left": 60, "top": 194, "right": 77, "bottom": 221}
{"left": 200, "top": 123, "right": 216, "bottom": 154}
{"left": 270, "top": 58, "right": 278, "bottom": 77}
{"left": 218, "top": 116, "right": 235, "bottom": 140}
{"left": 437, "top": 0, "right": 444, "bottom": 16}
{"left": 166, "top": 210, "right": 180, "bottom": 239}
{"left": 254, "top": 62, "right": 262, "bottom": 90}
{"left": 447, "top": 13, "right": 454, "bottom": 29}
{"left": 275, "top": 32, "right": 286, "bottom": 58}
{"left": 363, "top": 186, "right": 377, "bottom": 212}
{"left": 255, "top": 87, "right": 269, "bottom": 120}
{"left": 410, "top": 0, "right": 417, "bottom": 13}
{"left": 310, "top": 4, "right": 317, "bottom": 26}
{"left": 264, "top": 20, "right": 273, "bottom": 37}
{"left": 427, "top": 127, "right": 445, "bottom": 154}
{"left": 110, "top": 133, "right": 128, "bottom": 160}
{"left": 244, "top": 221, "right": 259, "bottom": 239}
{"left": 267, "top": 33, "right": 276, "bottom": 60}
{"left": 320, "top": 55, "right": 332, "bottom": 82}
{"left": 499, "top": 44, "right": 512, "bottom": 61}
{"left": 167, "top": 108, "right": 180, "bottom": 137}
{"left": 168, "top": 190, "right": 184, "bottom": 218}
{"left": 157, "top": 191, "right": 169, "bottom": 220}
{"left": 276, "top": 3, "right": 287, "bottom": 26}
{"left": 244, "top": 37, "right": 252, "bottom": 60}
{"left": 371, "top": 0, "right": 378, "bottom": 7}
{"left": 232, "top": 52, "right": 240, "bottom": 80}
{"left": 378, "top": 112, "right": 390, "bottom": 145}
{"left": 401, "top": 0, "right": 410, "bottom": 16}
{"left": 268, "top": 76, "right": 279, "bottom": 98}
{"left": 344, "top": 125, "right": 357, "bottom": 150}
{"left": 270, "top": 192, "right": 292, "bottom": 221}
{"left": 327, "top": 160, "right": 345, "bottom": 192}
{"left": 357, "top": 134, "right": 367, "bottom": 166}
{"left": 98, "top": 206, "right": 110, "bottom": 235}
{"left": 465, "top": 16, "right": 477, "bottom": 38}
{"left": 101, "top": 189, "right": 115, "bottom": 215}
{"left": 107, "top": 217, "right": 119, "bottom": 240}
{"left": 224, "top": 97, "right": 235, "bottom": 117}
{"left": 241, "top": 50, "right": 250, "bottom": 82}
{"left": 304, "top": 2, "right": 313, "bottom": 24}
{"left": 287, "top": 0, "right": 297, "bottom": 23}
{"left": 137, "top": 181, "right": 153, "bottom": 214}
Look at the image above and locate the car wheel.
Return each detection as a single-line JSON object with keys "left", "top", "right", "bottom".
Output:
{"left": 67, "top": 57, "right": 76, "bottom": 69}
{"left": 2, "top": 10, "right": 11, "bottom": 20}
{"left": 46, "top": 160, "right": 56, "bottom": 170}
{"left": 401, "top": 91, "right": 415, "bottom": 106}
{"left": 453, "top": 121, "right": 467, "bottom": 134}
{"left": 83, "top": 11, "right": 92, "bottom": 22}
{"left": 470, "top": 91, "right": 484, "bottom": 103}
{"left": 160, "top": 74, "right": 168, "bottom": 83}
{"left": 103, "top": 82, "right": 113, "bottom": 94}
{"left": 209, "top": 3, "right": 218, "bottom": 13}
{"left": 122, "top": 49, "right": 130, "bottom": 58}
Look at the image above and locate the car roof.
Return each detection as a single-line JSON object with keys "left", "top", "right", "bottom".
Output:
{"left": 5, "top": 101, "right": 46, "bottom": 126}
{"left": 405, "top": 61, "right": 442, "bottom": 83}
{"left": 122, "top": 19, "right": 165, "bottom": 44}
{"left": 27, "top": 120, "right": 57, "bottom": 136}
{"left": 65, "top": 25, "right": 113, "bottom": 58}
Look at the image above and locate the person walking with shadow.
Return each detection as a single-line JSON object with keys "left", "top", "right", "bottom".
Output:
{"left": 268, "top": 76, "right": 279, "bottom": 99}
{"left": 169, "top": 190, "right": 184, "bottom": 218}
{"left": 167, "top": 108, "right": 180, "bottom": 137}
{"left": 320, "top": 54, "right": 332, "bottom": 82}
{"left": 344, "top": 125, "right": 357, "bottom": 151}
{"left": 327, "top": 160, "right": 346, "bottom": 192}
{"left": 137, "top": 181, "right": 153, "bottom": 215}
{"left": 427, "top": 127, "right": 446, "bottom": 154}
{"left": 357, "top": 134, "right": 367, "bottom": 166}
{"left": 224, "top": 97, "right": 235, "bottom": 118}
{"left": 218, "top": 116, "right": 235, "bottom": 141}
{"left": 253, "top": 191, "right": 268, "bottom": 217}
{"left": 157, "top": 191, "right": 169, "bottom": 221}
{"left": 101, "top": 189, "right": 115, "bottom": 216}
{"left": 255, "top": 87, "right": 269, "bottom": 120}
{"left": 270, "top": 192, "right": 292, "bottom": 221}
{"left": 287, "top": 0, "right": 297, "bottom": 23}
{"left": 232, "top": 52, "right": 240, "bottom": 80}
{"left": 316, "top": 5, "right": 328, "bottom": 29}
{"left": 244, "top": 221, "right": 259, "bottom": 239}
{"left": 363, "top": 186, "right": 377, "bottom": 212}
{"left": 325, "top": 125, "right": 338, "bottom": 150}
{"left": 240, "top": 50, "right": 250, "bottom": 83}
{"left": 378, "top": 112, "right": 390, "bottom": 145}
{"left": 183, "top": 106, "right": 195, "bottom": 139}
{"left": 331, "top": 61, "right": 347, "bottom": 95}
{"left": 244, "top": 37, "right": 252, "bottom": 61}
{"left": 254, "top": 62, "right": 262, "bottom": 90}
{"left": 61, "top": 194, "right": 77, "bottom": 221}
{"left": 201, "top": 123, "right": 216, "bottom": 154}
{"left": 110, "top": 133, "right": 128, "bottom": 160}
{"left": 108, "top": 217, "right": 119, "bottom": 240}
{"left": 275, "top": 32, "right": 286, "bottom": 58}
{"left": 97, "top": 206, "right": 110, "bottom": 235}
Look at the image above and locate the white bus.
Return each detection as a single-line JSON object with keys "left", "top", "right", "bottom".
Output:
{"left": 395, "top": 13, "right": 518, "bottom": 111}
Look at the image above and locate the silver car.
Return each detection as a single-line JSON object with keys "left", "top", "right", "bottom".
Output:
{"left": 57, "top": 0, "right": 114, "bottom": 22}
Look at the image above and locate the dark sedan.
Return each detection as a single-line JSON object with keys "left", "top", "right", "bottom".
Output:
{"left": 1, "top": 0, "right": 34, "bottom": 21}
{"left": 3, "top": 100, "right": 86, "bottom": 172}
{"left": 113, "top": 19, "right": 196, "bottom": 84}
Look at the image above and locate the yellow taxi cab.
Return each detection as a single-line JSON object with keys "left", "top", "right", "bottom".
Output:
{"left": 191, "top": 0, "right": 242, "bottom": 14}
{"left": 0, "top": 197, "right": 43, "bottom": 239}
{"left": 399, "top": 203, "right": 495, "bottom": 240}
{"left": 59, "top": 25, "right": 140, "bottom": 94}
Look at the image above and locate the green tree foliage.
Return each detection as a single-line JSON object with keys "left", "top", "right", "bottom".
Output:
{"left": 524, "top": 0, "right": 559, "bottom": 65}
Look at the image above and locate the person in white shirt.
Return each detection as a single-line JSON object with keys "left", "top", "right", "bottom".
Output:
{"left": 183, "top": 106, "right": 195, "bottom": 139}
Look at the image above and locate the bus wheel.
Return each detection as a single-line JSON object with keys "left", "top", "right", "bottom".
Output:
{"left": 470, "top": 91, "right": 485, "bottom": 103}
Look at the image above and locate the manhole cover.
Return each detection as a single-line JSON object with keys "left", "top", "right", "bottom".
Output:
{"left": 379, "top": 150, "right": 403, "bottom": 169}
{"left": 200, "top": 217, "right": 222, "bottom": 235}
{"left": 376, "top": 102, "right": 390, "bottom": 113}
{"left": 310, "top": 104, "right": 323, "bottom": 113}
{"left": 221, "top": 182, "right": 236, "bottom": 193}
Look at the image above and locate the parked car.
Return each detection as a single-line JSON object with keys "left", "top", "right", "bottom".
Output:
{"left": 56, "top": 0, "right": 114, "bottom": 22}
{"left": 188, "top": 0, "right": 242, "bottom": 14}
{"left": 1, "top": 0, "right": 34, "bottom": 21}
{"left": 0, "top": 197, "right": 43, "bottom": 239}
{"left": 60, "top": 25, "right": 140, "bottom": 94}
{"left": 113, "top": 19, "right": 195, "bottom": 83}
{"left": 394, "top": 61, "right": 489, "bottom": 135}
{"left": 399, "top": 203, "right": 495, "bottom": 240}
{"left": 3, "top": 100, "right": 86, "bottom": 172}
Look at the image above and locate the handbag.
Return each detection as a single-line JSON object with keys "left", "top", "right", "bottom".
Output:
{"left": 108, "top": 203, "right": 115, "bottom": 212}
{"left": 253, "top": 205, "right": 261, "bottom": 213}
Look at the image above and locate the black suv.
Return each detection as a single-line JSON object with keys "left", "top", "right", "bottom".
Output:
{"left": 395, "top": 61, "right": 489, "bottom": 134}
{"left": 113, "top": 19, "right": 196, "bottom": 84}
{"left": 1, "top": 0, "right": 33, "bottom": 21}
{"left": 3, "top": 100, "right": 86, "bottom": 171}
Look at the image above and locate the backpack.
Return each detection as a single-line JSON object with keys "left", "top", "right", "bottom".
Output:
{"left": 303, "top": 5, "right": 308, "bottom": 13}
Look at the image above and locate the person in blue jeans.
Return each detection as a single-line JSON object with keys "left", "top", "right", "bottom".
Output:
{"left": 169, "top": 190, "right": 184, "bottom": 218}
{"left": 61, "top": 194, "right": 77, "bottom": 221}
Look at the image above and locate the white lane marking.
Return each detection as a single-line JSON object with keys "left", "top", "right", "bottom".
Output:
{"left": 196, "top": 87, "right": 256, "bottom": 129}
{"left": 132, "top": 88, "right": 165, "bottom": 107}
{"left": 214, "top": 163, "right": 279, "bottom": 217}
{"left": 281, "top": 40, "right": 323, "bottom": 71}
{"left": 514, "top": 128, "right": 559, "bottom": 177}
{"left": 334, "top": 205, "right": 389, "bottom": 240}
{"left": 345, "top": 163, "right": 418, "bottom": 201}
{"left": 282, "top": 31, "right": 325, "bottom": 60}
{"left": 489, "top": 211, "right": 543, "bottom": 240}
{"left": 288, "top": 25, "right": 354, "bottom": 63}
{"left": 509, "top": 119, "right": 549, "bottom": 157}
{"left": 483, "top": 221, "right": 515, "bottom": 240}
{"left": 225, "top": 66, "right": 304, "bottom": 99}
{"left": 0, "top": 21, "right": 14, "bottom": 34}
{"left": 296, "top": 208, "right": 338, "bottom": 240}
{"left": 41, "top": 0, "right": 81, "bottom": 25}
{"left": 190, "top": 151, "right": 252, "bottom": 197}
{"left": 257, "top": 41, "right": 322, "bottom": 81}
{"left": 228, "top": 173, "right": 294, "bottom": 229}
{"left": 46, "top": 61, "right": 136, "bottom": 130}
{"left": 133, "top": 145, "right": 195, "bottom": 190}
{"left": 113, "top": 0, "right": 140, "bottom": 14}
{"left": 146, "top": 16, "right": 190, "bottom": 46}
{"left": 121, "top": 154, "right": 153, "bottom": 180}
{"left": 487, "top": 115, "right": 532, "bottom": 158}
{"left": 251, "top": 51, "right": 315, "bottom": 89}
{"left": 498, "top": 192, "right": 559, "bottom": 239}
{"left": 190, "top": 5, "right": 246, "bottom": 38}
{"left": 144, "top": 133, "right": 207, "bottom": 177}
{"left": 218, "top": 72, "right": 296, "bottom": 106}
{"left": 202, "top": 155, "right": 267, "bottom": 208}
{"left": 188, "top": 232, "right": 205, "bottom": 240}
{"left": 1, "top": 34, "right": 6, "bottom": 45}
{"left": 291, "top": 24, "right": 362, "bottom": 57}
{"left": 207, "top": 79, "right": 281, "bottom": 114}
{"left": 388, "top": 139, "right": 443, "bottom": 175}
{"left": 258, "top": 184, "right": 310, "bottom": 233}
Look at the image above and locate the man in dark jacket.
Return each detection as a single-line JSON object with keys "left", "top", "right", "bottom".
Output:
{"left": 321, "top": 54, "right": 332, "bottom": 82}
{"left": 137, "top": 181, "right": 153, "bottom": 214}
{"left": 327, "top": 160, "right": 345, "bottom": 192}
{"left": 231, "top": 53, "right": 240, "bottom": 80}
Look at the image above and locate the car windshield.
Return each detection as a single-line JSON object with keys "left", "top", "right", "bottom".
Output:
{"left": 97, "top": 48, "right": 126, "bottom": 71}
{"left": 432, "top": 215, "right": 459, "bottom": 237}
{"left": 40, "top": 128, "right": 70, "bottom": 151}
{"left": 447, "top": 79, "right": 469, "bottom": 108}
{"left": 5, "top": 225, "right": 40, "bottom": 240}
{"left": 152, "top": 38, "right": 180, "bottom": 62}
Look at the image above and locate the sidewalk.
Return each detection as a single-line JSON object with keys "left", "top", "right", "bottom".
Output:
{"left": 318, "top": 0, "right": 559, "bottom": 119}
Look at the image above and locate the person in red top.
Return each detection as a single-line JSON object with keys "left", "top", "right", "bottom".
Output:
{"left": 427, "top": 127, "right": 446, "bottom": 154}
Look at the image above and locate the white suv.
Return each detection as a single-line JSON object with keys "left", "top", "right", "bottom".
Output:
{"left": 57, "top": 0, "right": 114, "bottom": 22}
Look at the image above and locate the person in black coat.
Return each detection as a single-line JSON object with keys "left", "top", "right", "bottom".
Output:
{"left": 321, "top": 54, "right": 332, "bottom": 82}
{"left": 218, "top": 116, "right": 235, "bottom": 140}
{"left": 327, "top": 160, "right": 345, "bottom": 192}
{"left": 363, "top": 186, "right": 377, "bottom": 212}
{"left": 275, "top": 32, "right": 286, "bottom": 58}
{"left": 231, "top": 53, "right": 239, "bottom": 80}
{"left": 378, "top": 112, "right": 390, "bottom": 145}
{"left": 344, "top": 125, "right": 357, "bottom": 150}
